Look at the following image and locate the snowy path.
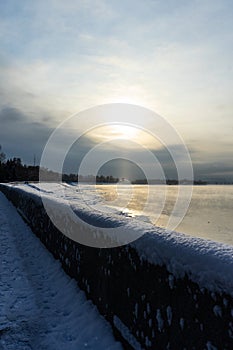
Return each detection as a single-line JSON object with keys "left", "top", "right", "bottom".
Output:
{"left": 0, "top": 192, "right": 122, "bottom": 350}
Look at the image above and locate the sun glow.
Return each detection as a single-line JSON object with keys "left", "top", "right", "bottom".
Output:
{"left": 87, "top": 124, "right": 141, "bottom": 143}
{"left": 86, "top": 123, "right": 162, "bottom": 150}
{"left": 107, "top": 124, "right": 139, "bottom": 140}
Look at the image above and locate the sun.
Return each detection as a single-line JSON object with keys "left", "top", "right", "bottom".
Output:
{"left": 108, "top": 124, "right": 140, "bottom": 140}
{"left": 87, "top": 123, "right": 141, "bottom": 143}
{"left": 86, "top": 123, "right": 162, "bottom": 150}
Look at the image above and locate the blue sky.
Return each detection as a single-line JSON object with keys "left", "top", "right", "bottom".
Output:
{"left": 0, "top": 0, "right": 233, "bottom": 180}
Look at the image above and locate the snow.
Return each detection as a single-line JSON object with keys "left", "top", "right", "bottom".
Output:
{"left": 0, "top": 192, "right": 122, "bottom": 350}
{"left": 156, "top": 309, "right": 164, "bottom": 332}
{"left": 132, "top": 229, "right": 233, "bottom": 296}
{"left": 179, "top": 318, "right": 185, "bottom": 331}
{"left": 206, "top": 341, "right": 218, "bottom": 350}
{"left": 213, "top": 305, "right": 222, "bottom": 317}
{"left": 2, "top": 183, "right": 233, "bottom": 297}
{"left": 168, "top": 275, "right": 174, "bottom": 289}
{"left": 166, "top": 306, "right": 172, "bottom": 326}
{"left": 113, "top": 316, "right": 142, "bottom": 350}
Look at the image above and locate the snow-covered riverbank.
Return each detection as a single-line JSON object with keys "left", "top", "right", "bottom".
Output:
{"left": 0, "top": 192, "right": 122, "bottom": 350}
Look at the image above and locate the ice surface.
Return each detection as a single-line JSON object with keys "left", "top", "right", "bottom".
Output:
{"left": 0, "top": 191, "right": 122, "bottom": 350}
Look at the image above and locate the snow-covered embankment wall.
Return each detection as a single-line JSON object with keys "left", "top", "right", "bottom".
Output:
{"left": 0, "top": 184, "right": 232, "bottom": 350}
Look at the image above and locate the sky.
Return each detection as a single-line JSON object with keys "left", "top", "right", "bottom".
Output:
{"left": 0, "top": 0, "right": 233, "bottom": 181}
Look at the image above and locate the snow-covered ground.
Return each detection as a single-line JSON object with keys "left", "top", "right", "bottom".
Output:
{"left": 0, "top": 192, "right": 123, "bottom": 350}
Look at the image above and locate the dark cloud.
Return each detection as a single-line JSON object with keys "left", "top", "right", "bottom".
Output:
{"left": 193, "top": 162, "right": 233, "bottom": 181}
{"left": 0, "top": 107, "right": 54, "bottom": 165}
{"left": 0, "top": 106, "right": 232, "bottom": 182}
{"left": 62, "top": 135, "right": 98, "bottom": 174}
{"left": 63, "top": 140, "right": 180, "bottom": 180}
{"left": 0, "top": 107, "right": 27, "bottom": 122}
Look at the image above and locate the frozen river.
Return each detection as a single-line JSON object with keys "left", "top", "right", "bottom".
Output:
{"left": 95, "top": 184, "right": 233, "bottom": 246}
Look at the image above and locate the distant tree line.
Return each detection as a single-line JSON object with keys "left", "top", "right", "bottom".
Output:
{"left": 0, "top": 157, "right": 40, "bottom": 182}
{"left": 132, "top": 178, "right": 207, "bottom": 185}
{"left": 63, "top": 174, "right": 118, "bottom": 183}
{"left": 0, "top": 145, "right": 210, "bottom": 185}
{"left": 0, "top": 145, "right": 119, "bottom": 183}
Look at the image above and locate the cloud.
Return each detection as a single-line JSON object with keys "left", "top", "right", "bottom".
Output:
{"left": 0, "top": 104, "right": 231, "bottom": 182}
{"left": 0, "top": 107, "right": 27, "bottom": 122}
{"left": 0, "top": 106, "right": 53, "bottom": 164}
{"left": 193, "top": 162, "right": 233, "bottom": 181}
{"left": 0, "top": 0, "right": 233, "bottom": 180}
{"left": 1, "top": 0, "right": 232, "bottom": 121}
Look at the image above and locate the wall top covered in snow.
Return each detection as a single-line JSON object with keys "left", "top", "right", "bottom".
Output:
{"left": 1, "top": 182, "right": 233, "bottom": 297}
